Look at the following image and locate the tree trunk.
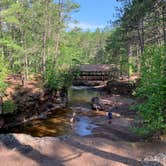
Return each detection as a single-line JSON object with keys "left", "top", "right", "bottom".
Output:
{"left": 22, "top": 52, "right": 28, "bottom": 87}
{"left": 162, "top": 3, "right": 166, "bottom": 46}
{"left": 0, "top": 96, "right": 3, "bottom": 115}
{"left": 42, "top": 0, "right": 49, "bottom": 73}
{"left": 136, "top": 46, "right": 141, "bottom": 73}
{"left": 25, "top": 53, "right": 28, "bottom": 81}
{"left": 0, "top": 16, "right": 2, "bottom": 38}
{"left": 137, "top": 18, "right": 144, "bottom": 54}
{"left": 42, "top": 32, "right": 46, "bottom": 73}
{"left": 127, "top": 43, "right": 132, "bottom": 79}
{"left": 22, "top": 30, "right": 28, "bottom": 86}
{"left": 54, "top": 0, "right": 62, "bottom": 65}
{"left": 54, "top": 32, "right": 60, "bottom": 64}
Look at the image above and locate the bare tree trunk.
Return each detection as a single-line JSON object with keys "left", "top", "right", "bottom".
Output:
{"left": 54, "top": 32, "right": 60, "bottom": 64}
{"left": 0, "top": 16, "right": 2, "bottom": 38}
{"left": 48, "top": 2, "right": 51, "bottom": 40}
{"left": 136, "top": 45, "right": 141, "bottom": 73}
{"left": 140, "top": 18, "right": 144, "bottom": 53}
{"left": 137, "top": 18, "right": 144, "bottom": 54}
{"left": 42, "top": 0, "right": 49, "bottom": 73}
{"left": 120, "top": 55, "right": 123, "bottom": 77}
{"left": 127, "top": 43, "right": 132, "bottom": 79}
{"left": 155, "top": 10, "right": 162, "bottom": 45}
{"left": 42, "top": 32, "right": 46, "bottom": 73}
{"left": 0, "top": 96, "right": 3, "bottom": 114}
{"left": 25, "top": 53, "right": 28, "bottom": 81}
{"left": 162, "top": 3, "right": 166, "bottom": 46}
{"left": 20, "top": 29, "right": 28, "bottom": 86}
{"left": 54, "top": 0, "right": 62, "bottom": 65}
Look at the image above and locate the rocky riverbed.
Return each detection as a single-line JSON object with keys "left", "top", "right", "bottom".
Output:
{"left": 0, "top": 131, "right": 165, "bottom": 166}
{"left": 0, "top": 81, "right": 166, "bottom": 166}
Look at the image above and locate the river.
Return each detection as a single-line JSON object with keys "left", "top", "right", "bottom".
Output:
{"left": 7, "top": 86, "right": 106, "bottom": 137}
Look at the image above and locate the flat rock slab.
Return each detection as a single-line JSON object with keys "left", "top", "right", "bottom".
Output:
{"left": 0, "top": 134, "right": 166, "bottom": 166}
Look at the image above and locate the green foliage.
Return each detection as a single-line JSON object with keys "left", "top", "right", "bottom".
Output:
{"left": 0, "top": 0, "right": 80, "bottom": 77}
{"left": 129, "top": 56, "right": 139, "bottom": 75}
{"left": 134, "top": 46, "right": 166, "bottom": 135}
{"left": 2, "top": 100, "right": 17, "bottom": 114}
{"left": 0, "top": 55, "right": 8, "bottom": 95}
{"left": 104, "top": 27, "right": 129, "bottom": 75}
{"left": 1, "top": 3, "right": 21, "bottom": 25}
{"left": 0, "top": 39, "right": 23, "bottom": 52}
{"left": 44, "top": 64, "right": 73, "bottom": 91}
{"left": 58, "top": 29, "right": 110, "bottom": 66}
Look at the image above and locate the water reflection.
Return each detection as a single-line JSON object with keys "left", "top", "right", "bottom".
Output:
{"left": 68, "top": 86, "right": 104, "bottom": 136}
{"left": 8, "top": 86, "right": 105, "bottom": 137}
{"left": 10, "top": 109, "right": 72, "bottom": 137}
{"left": 74, "top": 116, "right": 98, "bottom": 136}
{"left": 68, "top": 86, "right": 105, "bottom": 105}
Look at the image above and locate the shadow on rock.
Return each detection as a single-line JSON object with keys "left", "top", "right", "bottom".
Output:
{"left": 66, "top": 138, "right": 165, "bottom": 166}
{"left": 0, "top": 134, "right": 64, "bottom": 166}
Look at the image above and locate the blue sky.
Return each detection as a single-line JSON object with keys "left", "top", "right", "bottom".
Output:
{"left": 69, "top": 0, "right": 121, "bottom": 31}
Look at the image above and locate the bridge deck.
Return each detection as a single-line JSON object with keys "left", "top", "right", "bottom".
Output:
{"left": 73, "top": 64, "right": 119, "bottom": 81}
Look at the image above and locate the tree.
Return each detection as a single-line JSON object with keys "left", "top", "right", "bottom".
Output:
{"left": 0, "top": 0, "right": 79, "bottom": 82}
{"left": 0, "top": 54, "right": 8, "bottom": 97}
{"left": 106, "top": 0, "right": 166, "bottom": 135}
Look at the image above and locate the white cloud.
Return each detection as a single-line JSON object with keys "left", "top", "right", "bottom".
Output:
{"left": 69, "top": 22, "right": 105, "bottom": 31}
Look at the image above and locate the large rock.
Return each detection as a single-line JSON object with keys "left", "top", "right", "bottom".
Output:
{"left": 106, "top": 80, "right": 137, "bottom": 95}
{"left": 0, "top": 88, "right": 69, "bottom": 129}
{"left": 91, "top": 97, "right": 104, "bottom": 111}
{"left": 142, "top": 153, "right": 166, "bottom": 166}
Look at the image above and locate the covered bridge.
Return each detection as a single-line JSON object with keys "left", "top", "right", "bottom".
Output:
{"left": 72, "top": 64, "right": 119, "bottom": 82}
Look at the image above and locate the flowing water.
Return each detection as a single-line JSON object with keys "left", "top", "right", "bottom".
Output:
{"left": 7, "top": 86, "right": 106, "bottom": 137}
{"left": 68, "top": 86, "right": 105, "bottom": 136}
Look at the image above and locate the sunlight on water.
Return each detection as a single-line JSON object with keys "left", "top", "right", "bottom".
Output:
{"left": 11, "top": 109, "right": 72, "bottom": 137}
{"left": 68, "top": 86, "right": 104, "bottom": 104}
{"left": 9, "top": 86, "right": 105, "bottom": 137}
{"left": 74, "top": 116, "right": 98, "bottom": 136}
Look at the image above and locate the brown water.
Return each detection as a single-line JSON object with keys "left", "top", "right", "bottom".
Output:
{"left": 8, "top": 86, "right": 105, "bottom": 137}
{"left": 11, "top": 109, "right": 72, "bottom": 137}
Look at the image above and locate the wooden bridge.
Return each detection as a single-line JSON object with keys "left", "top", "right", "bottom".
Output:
{"left": 72, "top": 64, "right": 119, "bottom": 83}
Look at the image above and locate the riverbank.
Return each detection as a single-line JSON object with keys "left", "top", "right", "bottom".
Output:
{"left": 0, "top": 75, "right": 68, "bottom": 130}
{"left": 1, "top": 92, "right": 166, "bottom": 166}
{"left": 0, "top": 79, "right": 166, "bottom": 166}
{"left": 0, "top": 132, "right": 165, "bottom": 166}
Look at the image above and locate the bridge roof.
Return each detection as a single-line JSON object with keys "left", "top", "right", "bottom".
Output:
{"left": 79, "top": 64, "right": 117, "bottom": 72}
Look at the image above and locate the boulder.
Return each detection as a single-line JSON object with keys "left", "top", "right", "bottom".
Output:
{"left": 106, "top": 80, "right": 137, "bottom": 95}
{"left": 91, "top": 97, "right": 104, "bottom": 111}
{"left": 142, "top": 153, "right": 166, "bottom": 166}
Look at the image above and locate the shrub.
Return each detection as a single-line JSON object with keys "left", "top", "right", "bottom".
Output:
{"left": 2, "top": 100, "right": 17, "bottom": 114}
{"left": 0, "top": 55, "right": 8, "bottom": 96}
{"left": 134, "top": 46, "right": 166, "bottom": 136}
{"left": 44, "top": 64, "right": 73, "bottom": 91}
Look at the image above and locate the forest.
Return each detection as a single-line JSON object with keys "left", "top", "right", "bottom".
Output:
{"left": 0, "top": 0, "right": 166, "bottom": 165}
{"left": 0, "top": 0, "right": 166, "bottom": 145}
